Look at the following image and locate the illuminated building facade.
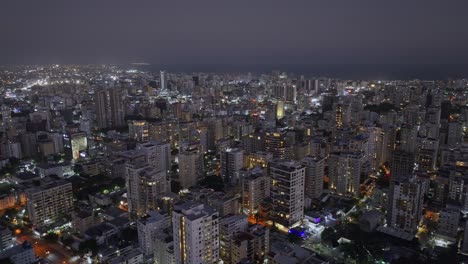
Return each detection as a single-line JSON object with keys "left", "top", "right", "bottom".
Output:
{"left": 270, "top": 160, "right": 305, "bottom": 231}
{"left": 328, "top": 152, "right": 362, "bottom": 196}
{"left": 128, "top": 120, "right": 150, "bottom": 142}
{"left": 301, "top": 156, "right": 325, "bottom": 199}
{"left": 126, "top": 164, "right": 168, "bottom": 217}
{"left": 173, "top": 202, "right": 219, "bottom": 264}
{"left": 26, "top": 178, "right": 73, "bottom": 227}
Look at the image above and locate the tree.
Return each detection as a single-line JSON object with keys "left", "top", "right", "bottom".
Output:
{"left": 199, "top": 175, "right": 224, "bottom": 191}
{"left": 44, "top": 232, "right": 59, "bottom": 242}
{"left": 4, "top": 208, "right": 18, "bottom": 218}
{"left": 287, "top": 233, "right": 302, "bottom": 244}
{"left": 321, "top": 227, "right": 338, "bottom": 244}
{"left": 171, "top": 180, "right": 181, "bottom": 194}
{"left": 79, "top": 239, "right": 98, "bottom": 254}
{"left": 0, "top": 257, "right": 14, "bottom": 264}
{"left": 120, "top": 227, "right": 138, "bottom": 242}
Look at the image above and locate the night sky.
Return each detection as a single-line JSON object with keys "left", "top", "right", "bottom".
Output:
{"left": 1, "top": 0, "right": 468, "bottom": 78}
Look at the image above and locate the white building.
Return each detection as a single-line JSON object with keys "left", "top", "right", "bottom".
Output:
{"left": 137, "top": 141, "right": 171, "bottom": 173}
{"left": 172, "top": 202, "right": 219, "bottom": 264}
{"left": 137, "top": 211, "right": 170, "bottom": 256}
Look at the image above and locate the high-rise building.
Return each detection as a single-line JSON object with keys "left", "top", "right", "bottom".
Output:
{"left": 301, "top": 156, "right": 325, "bottom": 199}
{"left": 206, "top": 192, "right": 240, "bottom": 217}
{"left": 63, "top": 131, "right": 87, "bottom": 160}
{"left": 178, "top": 147, "right": 204, "bottom": 189}
{"left": 0, "top": 241, "right": 35, "bottom": 264}
{"left": 153, "top": 229, "right": 175, "bottom": 264}
{"left": 230, "top": 224, "right": 269, "bottom": 264}
{"left": 26, "top": 178, "right": 73, "bottom": 227}
{"left": 270, "top": 160, "right": 305, "bottom": 231}
{"left": 160, "top": 70, "right": 167, "bottom": 91}
{"left": 391, "top": 150, "right": 415, "bottom": 178}
{"left": 0, "top": 225, "right": 12, "bottom": 251}
{"left": 386, "top": 176, "right": 425, "bottom": 238}
{"left": 462, "top": 221, "right": 468, "bottom": 254}
{"left": 246, "top": 151, "right": 272, "bottom": 169}
{"left": 137, "top": 141, "right": 171, "bottom": 173}
{"left": 241, "top": 167, "right": 270, "bottom": 216}
{"left": 95, "top": 89, "right": 109, "bottom": 129}
{"left": 398, "top": 125, "right": 418, "bottom": 153}
{"left": 276, "top": 101, "right": 284, "bottom": 119}
{"left": 221, "top": 148, "right": 244, "bottom": 185}
{"left": 126, "top": 164, "right": 168, "bottom": 217}
{"left": 447, "top": 169, "right": 468, "bottom": 211}
{"left": 137, "top": 211, "right": 171, "bottom": 256}
{"left": 94, "top": 88, "right": 125, "bottom": 129}
{"left": 265, "top": 131, "right": 291, "bottom": 159}
{"left": 447, "top": 121, "right": 463, "bottom": 146}
{"left": 328, "top": 152, "right": 362, "bottom": 196}
{"left": 172, "top": 202, "right": 219, "bottom": 264}
{"left": 436, "top": 207, "right": 459, "bottom": 241}
{"left": 333, "top": 102, "right": 351, "bottom": 128}
{"left": 219, "top": 214, "right": 248, "bottom": 263}
{"left": 109, "top": 88, "right": 125, "bottom": 128}
{"left": 128, "top": 120, "right": 150, "bottom": 142}
{"left": 285, "top": 85, "right": 297, "bottom": 103}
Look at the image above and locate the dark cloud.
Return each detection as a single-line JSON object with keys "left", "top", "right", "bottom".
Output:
{"left": 1, "top": 0, "right": 467, "bottom": 78}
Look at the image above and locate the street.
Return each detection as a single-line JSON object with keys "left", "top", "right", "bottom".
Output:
{"left": 16, "top": 232, "right": 77, "bottom": 263}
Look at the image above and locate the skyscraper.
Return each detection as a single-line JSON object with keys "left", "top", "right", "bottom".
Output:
{"left": 26, "top": 178, "right": 73, "bottom": 227}
{"left": 178, "top": 147, "right": 204, "bottom": 189}
{"left": 391, "top": 150, "right": 415, "bottom": 178}
{"left": 137, "top": 141, "right": 171, "bottom": 173}
{"left": 94, "top": 88, "right": 125, "bottom": 129}
{"left": 137, "top": 211, "right": 171, "bottom": 256}
{"left": 219, "top": 214, "right": 248, "bottom": 263}
{"left": 126, "top": 164, "right": 168, "bottom": 217}
{"left": 270, "top": 160, "right": 305, "bottom": 231}
{"left": 328, "top": 152, "right": 362, "bottom": 196}
{"left": 172, "top": 202, "right": 219, "bottom": 264}
{"left": 386, "top": 176, "right": 425, "bottom": 238}
{"left": 301, "top": 156, "right": 325, "bottom": 199}
{"left": 109, "top": 88, "right": 125, "bottom": 128}
{"left": 160, "top": 70, "right": 167, "bottom": 91}
{"left": 95, "top": 89, "right": 109, "bottom": 129}
{"left": 220, "top": 148, "right": 244, "bottom": 185}
{"left": 265, "top": 131, "right": 291, "bottom": 159}
{"left": 241, "top": 167, "right": 270, "bottom": 216}
{"left": 128, "top": 120, "right": 150, "bottom": 142}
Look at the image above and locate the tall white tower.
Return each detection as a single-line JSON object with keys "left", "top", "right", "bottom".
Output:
{"left": 173, "top": 202, "right": 219, "bottom": 264}
{"left": 160, "top": 70, "right": 167, "bottom": 91}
